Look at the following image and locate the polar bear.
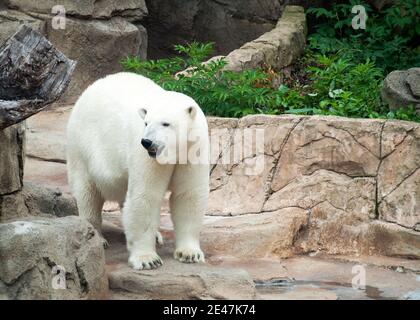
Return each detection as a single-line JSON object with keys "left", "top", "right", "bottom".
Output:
{"left": 66, "top": 72, "right": 210, "bottom": 270}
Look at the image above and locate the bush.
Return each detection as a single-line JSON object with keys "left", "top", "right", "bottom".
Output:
{"left": 121, "top": 1, "right": 420, "bottom": 122}
{"left": 122, "top": 42, "right": 286, "bottom": 117}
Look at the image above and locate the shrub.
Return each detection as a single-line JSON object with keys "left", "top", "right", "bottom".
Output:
{"left": 121, "top": 0, "right": 420, "bottom": 122}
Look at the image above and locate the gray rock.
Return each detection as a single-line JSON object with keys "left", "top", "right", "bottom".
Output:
{"left": 381, "top": 68, "right": 420, "bottom": 113}
{"left": 0, "top": 9, "right": 45, "bottom": 45}
{"left": 44, "top": 16, "right": 143, "bottom": 101}
{"left": 224, "top": 6, "right": 307, "bottom": 71}
{"left": 0, "top": 216, "right": 108, "bottom": 299}
{"left": 0, "top": 123, "right": 25, "bottom": 195}
{"left": 5, "top": 0, "right": 148, "bottom": 20}
{"left": 0, "top": 183, "right": 77, "bottom": 222}
{"left": 144, "top": 0, "right": 287, "bottom": 58}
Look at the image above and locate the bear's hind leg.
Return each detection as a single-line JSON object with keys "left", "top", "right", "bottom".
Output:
{"left": 71, "top": 171, "right": 106, "bottom": 247}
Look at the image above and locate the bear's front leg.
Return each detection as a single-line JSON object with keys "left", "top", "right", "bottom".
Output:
{"left": 122, "top": 189, "right": 165, "bottom": 270}
{"left": 170, "top": 188, "right": 207, "bottom": 263}
{"left": 170, "top": 162, "right": 209, "bottom": 264}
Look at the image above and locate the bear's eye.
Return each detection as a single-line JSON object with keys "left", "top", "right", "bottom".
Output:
{"left": 144, "top": 122, "right": 148, "bottom": 126}
{"left": 162, "top": 122, "right": 170, "bottom": 127}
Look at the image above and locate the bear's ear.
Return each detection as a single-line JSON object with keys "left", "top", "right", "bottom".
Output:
{"left": 138, "top": 108, "right": 147, "bottom": 119}
{"left": 186, "top": 105, "right": 197, "bottom": 119}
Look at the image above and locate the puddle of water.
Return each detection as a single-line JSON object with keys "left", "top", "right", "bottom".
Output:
{"left": 255, "top": 278, "right": 397, "bottom": 300}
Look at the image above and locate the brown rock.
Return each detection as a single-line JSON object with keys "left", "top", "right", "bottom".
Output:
{"left": 270, "top": 116, "right": 382, "bottom": 193}
{"left": 108, "top": 263, "right": 257, "bottom": 300}
{"left": 367, "top": 221, "right": 420, "bottom": 259}
{"left": 378, "top": 121, "right": 419, "bottom": 229}
{"left": 201, "top": 208, "right": 308, "bottom": 259}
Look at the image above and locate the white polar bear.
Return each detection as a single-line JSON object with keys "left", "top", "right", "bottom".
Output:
{"left": 66, "top": 72, "right": 210, "bottom": 270}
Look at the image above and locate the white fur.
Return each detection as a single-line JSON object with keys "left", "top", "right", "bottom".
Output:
{"left": 67, "top": 72, "right": 209, "bottom": 269}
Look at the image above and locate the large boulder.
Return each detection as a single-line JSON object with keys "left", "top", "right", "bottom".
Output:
{"left": 378, "top": 121, "right": 420, "bottom": 229}
{"left": 5, "top": 0, "right": 148, "bottom": 21}
{"left": 144, "top": 0, "right": 288, "bottom": 58}
{"left": 0, "top": 9, "right": 45, "bottom": 45}
{"left": 0, "top": 216, "right": 108, "bottom": 299}
{"left": 381, "top": 68, "right": 420, "bottom": 114}
{"left": 207, "top": 114, "right": 420, "bottom": 258}
{"left": 43, "top": 16, "right": 144, "bottom": 101}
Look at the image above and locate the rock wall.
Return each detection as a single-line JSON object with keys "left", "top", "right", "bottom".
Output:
{"left": 0, "top": 0, "right": 148, "bottom": 102}
{"left": 144, "top": 0, "right": 286, "bottom": 58}
{"left": 205, "top": 115, "right": 420, "bottom": 259}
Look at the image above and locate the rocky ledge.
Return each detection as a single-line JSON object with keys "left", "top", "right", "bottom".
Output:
{"left": 1, "top": 105, "right": 416, "bottom": 300}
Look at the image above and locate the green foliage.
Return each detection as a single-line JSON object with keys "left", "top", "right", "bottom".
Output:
{"left": 307, "top": 0, "right": 420, "bottom": 73}
{"left": 122, "top": 42, "right": 287, "bottom": 117}
{"left": 121, "top": 0, "right": 420, "bottom": 122}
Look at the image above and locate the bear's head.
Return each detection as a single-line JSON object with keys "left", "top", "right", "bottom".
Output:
{"left": 138, "top": 91, "right": 208, "bottom": 164}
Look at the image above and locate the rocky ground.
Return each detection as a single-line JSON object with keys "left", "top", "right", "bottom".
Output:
{"left": 19, "top": 104, "right": 420, "bottom": 300}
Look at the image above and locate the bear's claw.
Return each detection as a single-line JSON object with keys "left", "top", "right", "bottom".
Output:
{"left": 156, "top": 231, "right": 164, "bottom": 246}
{"left": 174, "top": 248, "right": 205, "bottom": 263}
{"left": 129, "top": 252, "right": 163, "bottom": 270}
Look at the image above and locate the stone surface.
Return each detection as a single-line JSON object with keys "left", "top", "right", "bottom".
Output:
{"left": 6, "top": 0, "right": 148, "bottom": 20}
{"left": 381, "top": 68, "right": 420, "bottom": 113}
{"left": 0, "top": 182, "right": 77, "bottom": 222}
{"left": 24, "top": 158, "right": 69, "bottom": 191}
{"left": 224, "top": 6, "right": 307, "bottom": 72}
{"left": 23, "top": 105, "right": 420, "bottom": 259}
{"left": 0, "top": 9, "right": 45, "bottom": 45}
{"left": 144, "top": 0, "right": 288, "bottom": 58}
{"left": 0, "top": 123, "right": 25, "bottom": 195}
{"left": 378, "top": 121, "right": 419, "bottom": 229}
{"left": 201, "top": 208, "right": 308, "bottom": 258}
{"left": 44, "top": 16, "right": 142, "bottom": 101}
{"left": 0, "top": 216, "right": 108, "bottom": 299}
{"left": 104, "top": 222, "right": 257, "bottom": 300}
{"left": 26, "top": 104, "right": 71, "bottom": 162}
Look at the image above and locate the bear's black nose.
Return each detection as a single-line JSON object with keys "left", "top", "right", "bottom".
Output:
{"left": 141, "top": 138, "right": 153, "bottom": 150}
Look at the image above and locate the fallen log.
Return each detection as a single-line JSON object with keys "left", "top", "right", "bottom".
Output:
{"left": 0, "top": 25, "right": 75, "bottom": 130}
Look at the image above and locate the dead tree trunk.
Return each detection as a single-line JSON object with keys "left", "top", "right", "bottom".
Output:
{"left": 0, "top": 25, "right": 76, "bottom": 130}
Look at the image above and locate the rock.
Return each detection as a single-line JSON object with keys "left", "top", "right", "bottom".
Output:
{"left": 144, "top": 0, "right": 287, "bottom": 58}
{"left": 0, "top": 9, "right": 45, "bottom": 45}
{"left": 6, "top": 0, "right": 148, "bottom": 20}
{"left": 24, "top": 158, "right": 69, "bottom": 191}
{"left": 26, "top": 105, "right": 71, "bottom": 163}
{"left": 0, "top": 123, "right": 25, "bottom": 195}
{"left": 44, "top": 16, "right": 143, "bottom": 101}
{"left": 224, "top": 6, "right": 307, "bottom": 72}
{"left": 367, "top": 221, "right": 420, "bottom": 259}
{"left": 21, "top": 106, "right": 420, "bottom": 259}
{"left": 134, "top": 23, "right": 148, "bottom": 60}
{"left": 201, "top": 208, "right": 308, "bottom": 259}
{"left": 104, "top": 221, "right": 257, "bottom": 300}
{"left": 0, "top": 216, "right": 108, "bottom": 299}
{"left": 109, "top": 263, "right": 257, "bottom": 300}
{"left": 270, "top": 116, "right": 382, "bottom": 192}
{"left": 21, "top": 182, "right": 77, "bottom": 218}
{"left": 381, "top": 68, "right": 420, "bottom": 113}
{"left": 378, "top": 121, "right": 419, "bottom": 229}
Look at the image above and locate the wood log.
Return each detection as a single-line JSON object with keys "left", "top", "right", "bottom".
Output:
{"left": 0, "top": 25, "right": 76, "bottom": 130}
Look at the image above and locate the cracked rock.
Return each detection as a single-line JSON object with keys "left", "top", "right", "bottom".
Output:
{"left": 0, "top": 216, "right": 108, "bottom": 299}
